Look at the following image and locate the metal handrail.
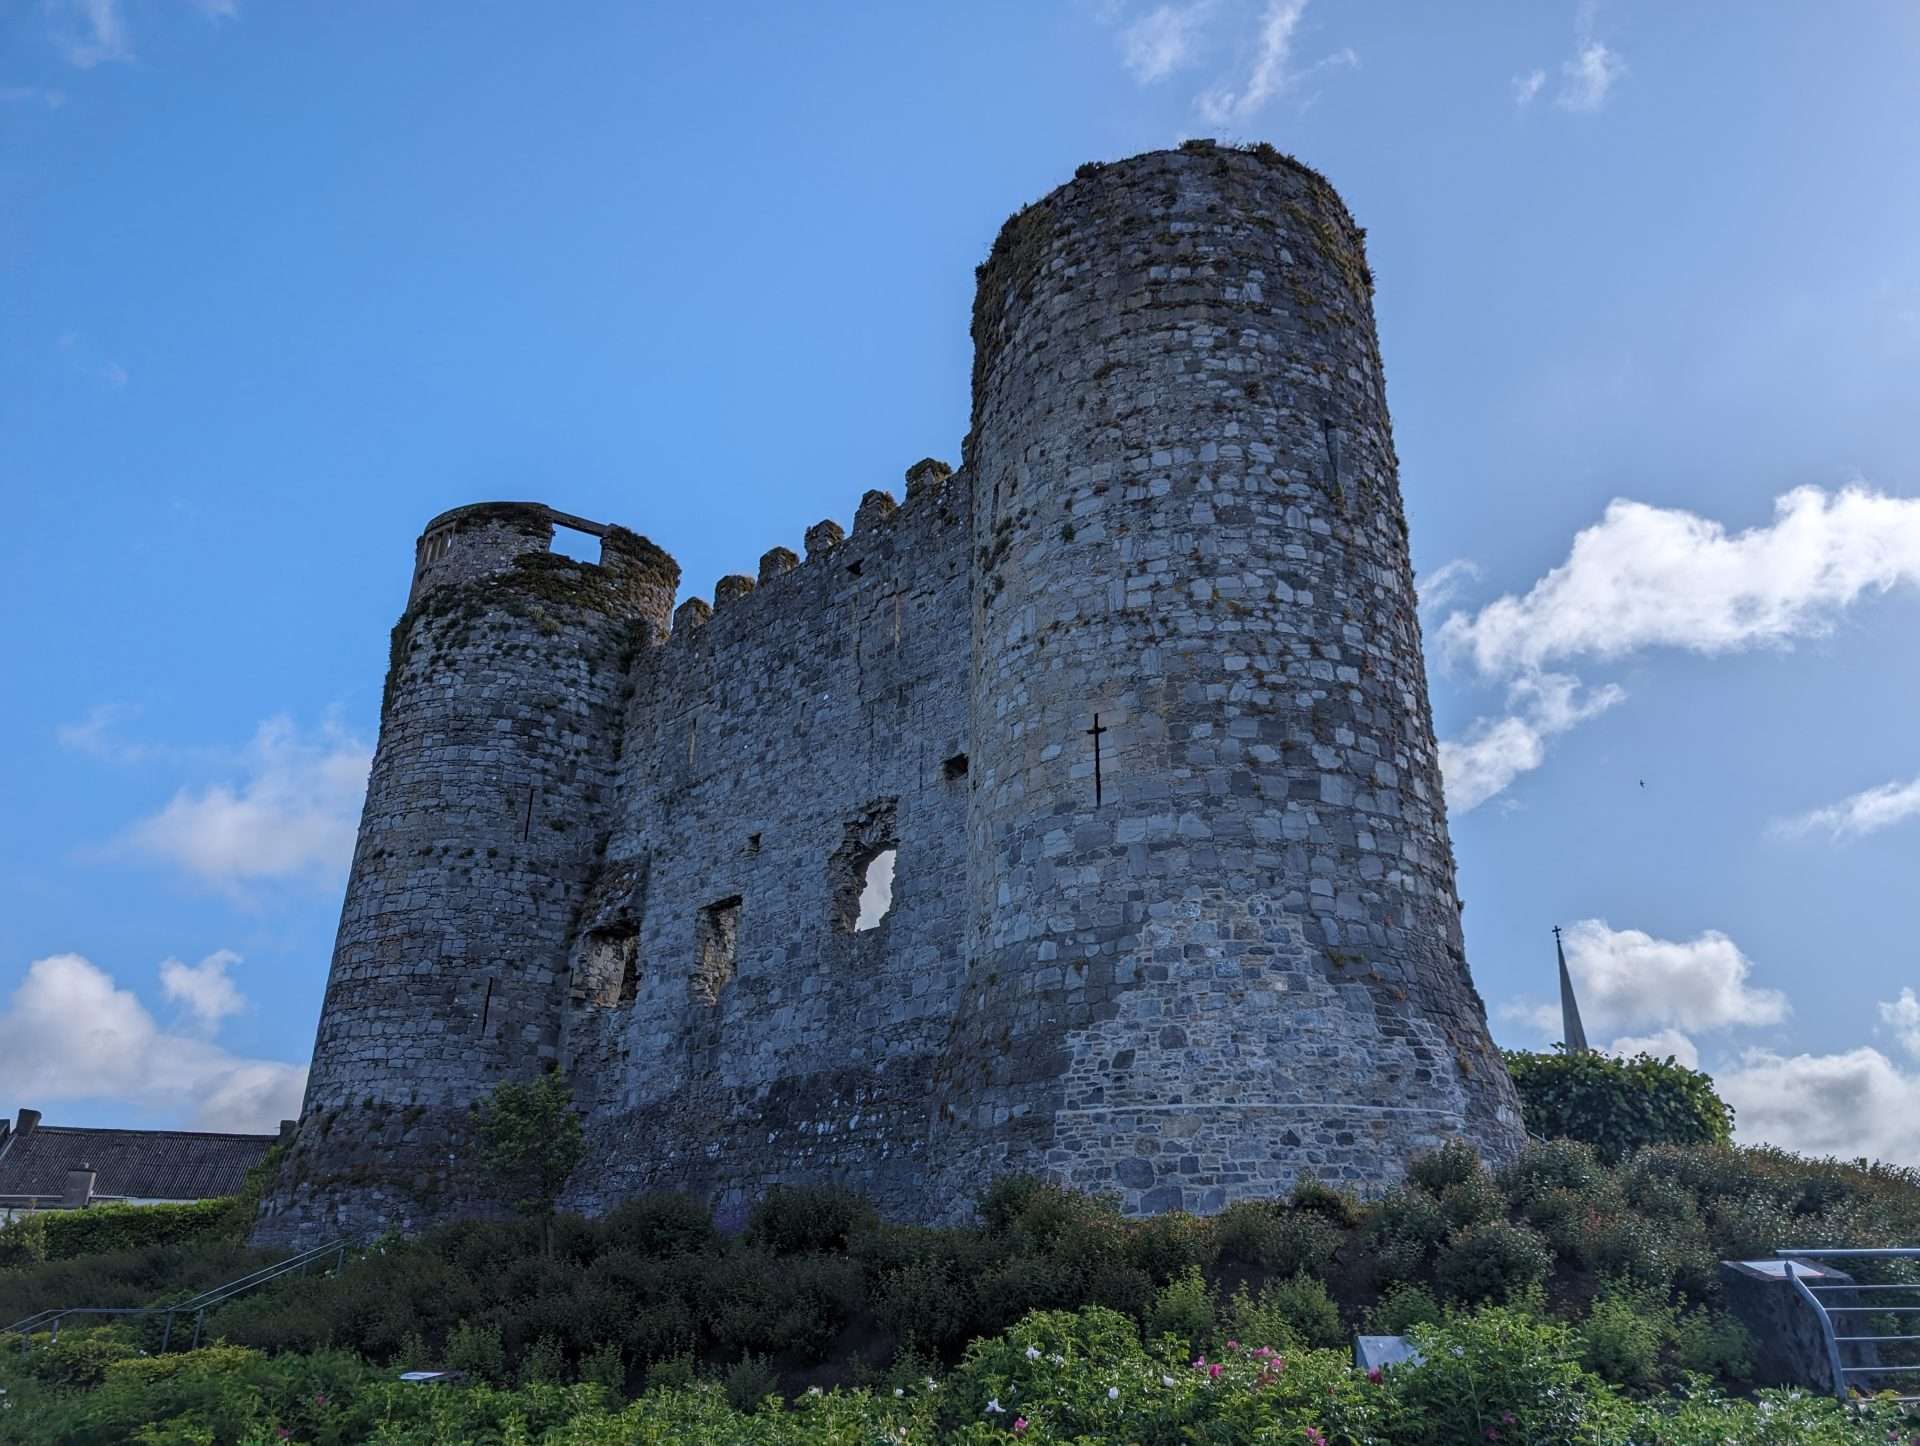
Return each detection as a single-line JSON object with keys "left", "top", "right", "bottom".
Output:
{"left": 1778, "top": 1248, "right": 1920, "bottom": 1402}
{"left": 4, "top": 1238, "right": 345, "bottom": 1354}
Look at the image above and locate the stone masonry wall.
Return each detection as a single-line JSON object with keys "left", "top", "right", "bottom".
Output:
{"left": 260, "top": 145, "right": 1525, "bottom": 1245}
{"left": 562, "top": 470, "right": 973, "bottom": 1228}
{"left": 926, "top": 142, "right": 1523, "bottom": 1216}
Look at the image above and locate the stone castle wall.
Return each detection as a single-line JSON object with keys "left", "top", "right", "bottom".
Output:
{"left": 256, "top": 144, "right": 1523, "bottom": 1246}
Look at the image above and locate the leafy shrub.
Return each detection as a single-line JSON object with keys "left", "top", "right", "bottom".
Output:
{"left": 1144, "top": 1264, "right": 1214, "bottom": 1346}
{"left": 1366, "top": 1185, "right": 1451, "bottom": 1284}
{"left": 1500, "top": 1138, "right": 1605, "bottom": 1208}
{"left": 1578, "top": 1281, "right": 1667, "bottom": 1389}
{"left": 1289, "top": 1174, "right": 1363, "bottom": 1228}
{"left": 1365, "top": 1282, "right": 1443, "bottom": 1335}
{"left": 1398, "top": 1307, "right": 1603, "bottom": 1441}
{"left": 1433, "top": 1219, "right": 1552, "bottom": 1304}
{"left": 1221, "top": 1274, "right": 1344, "bottom": 1350}
{"left": 601, "top": 1191, "right": 719, "bottom": 1256}
{"left": 1670, "top": 1307, "right": 1754, "bottom": 1383}
{"left": 18, "top": 1324, "right": 141, "bottom": 1387}
{"left": 447, "top": 1320, "right": 506, "bottom": 1383}
{"left": 37, "top": 1198, "right": 238, "bottom": 1260}
{"left": 1212, "top": 1201, "right": 1339, "bottom": 1276}
{"left": 722, "top": 1350, "right": 779, "bottom": 1411}
{"left": 1505, "top": 1049, "right": 1736, "bottom": 1162}
{"left": 518, "top": 1331, "right": 567, "bottom": 1385}
{"left": 1437, "top": 1172, "right": 1507, "bottom": 1229}
{"left": 743, "top": 1184, "right": 878, "bottom": 1255}
{"left": 1123, "top": 1209, "right": 1219, "bottom": 1280}
{"left": 576, "top": 1339, "right": 625, "bottom": 1397}
{"left": 0, "top": 1209, "right": 48, "bottom": 1269}
{"left": 1406, "top": 1139, "right": 1485, "bottom": 1193}
{"left": 976, "top": 1174, "right": 1049, "bottom": 1233}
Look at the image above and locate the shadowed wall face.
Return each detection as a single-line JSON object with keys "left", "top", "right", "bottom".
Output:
{"left": 933, "top": 144, "right": 1522, "bottom": 1214}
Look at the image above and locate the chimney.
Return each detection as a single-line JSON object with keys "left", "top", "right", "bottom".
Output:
{"left": 278, "top": 1119, "right": 296, "bottom": 1141}
{"left": 63, "top": 1163, "right": 96, "bottom": 1210}
{"left": 15, "top": 1108, "right": 40, "bottom": 1138}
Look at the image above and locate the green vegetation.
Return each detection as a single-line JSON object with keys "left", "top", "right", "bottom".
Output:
{"left": 6, "top": 1138, "right": 1920, "bottom": 1440}
{"left": 1506, "top": 1048, "right": 1739, "bottom": 1162}
{"left": 475, "top": 1071, "right": 587, "bottom": 1255}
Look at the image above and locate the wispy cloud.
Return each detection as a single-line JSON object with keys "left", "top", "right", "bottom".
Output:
{"left": 1121, "top": 2, "right": 1210, "bottom": 83}
{"left": 1774, "top": 773, "right": 1920, "bottom": 843}
{"left": 57, "top": 331, "right": 129, "bottom": 388}
{"left": 64, "top": 711, "right": 373, "bottom": 895}
{"left": 1511, "top": 69, "right": 1545, "bottom": 108}
{"left": 49, "top": 0, "right": 132, "bottom": 69}
{"left": 1439, "top": 670, "right": 1624, "bottom": 813}
{"left": 1880, "top": 989, "right": 1920, "bottom": 1061}
{"left": 160, "top": 949, "right": 248, "bottom": 1033}
{"left": 1719, "top": 1046, "right": 1920, "bottom": 1165}
{"left": 1557, "top": 40, "right": 1624, "bottom": 112}
{"left": 0, "top": 951, "right": 304, "bottom": 1131}
{"left": 1194, "top": 0, "right": 1354, "bottom": 125}
{"left": 1436, "top": 484, "right": 1920, "bottom": 810}
{"left": 118, "top": 716, "right": 371, "bottom": 892}
{"left": 1, "top": 84, "right": 68, "bottom": 108}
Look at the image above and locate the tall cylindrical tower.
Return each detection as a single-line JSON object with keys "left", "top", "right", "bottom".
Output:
{"left": 929, "top": 143, "right": 1523, "bottom": 1215}
{"left": 256, "top": 502, "right": 677, "bottom": 1243}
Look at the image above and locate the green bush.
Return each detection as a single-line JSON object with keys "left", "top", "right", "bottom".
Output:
{"left": 0, "top": 1209, "right": 48, "bottom": 1269}
{"left": 722, "top": 1350, "right": 779, "bottom": 1411}
{"left": 1398, "top": 1306, "right": 1603, "bottom": 1441}
{"left": 1143, "top": 1264, "right": 1214, "bottom": 1347}
{"left": 1406, "top": 1138, "right": 1485, "bottom": 1193}
{"left": 447, "top": 1320, "right": 506, "bottom": 1383}
{"left": 1364, "top": 1282, "right": 1443, "bottom": 1335}
{"left": 1289, "top": 1174, "right": 1363, "bottom": 1228}
{"left": 1505, "top": 1048, "right": 1736, "bottom": 1163}
{"left": 1211, "top": 1201, "right": 1339, "bottom": 1275}
{"left": 1577, "top": 1281, "right": 1668, "bottom": 1389}
{"left": 743, "top": 1184, "right": 878, "bottom": 1255}
{"left": 1123, "top": 1209, "right": 1219, "bottom": 1280}
{"left": 1433, "top": 1219, "right": 1552, "bottom": 1304}
{"left": 1221, "top": 1274, "right": 1344, "bottom": 1350}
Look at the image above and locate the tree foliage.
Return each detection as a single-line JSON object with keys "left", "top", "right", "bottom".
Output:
{"left": 476, "top": 1072, "right": 586, "bottom": 1240}
{"left": 1504, "top": 1048, "right": 1735, "bottom": 1162}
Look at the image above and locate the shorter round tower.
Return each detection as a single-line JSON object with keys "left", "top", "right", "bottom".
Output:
{"left": 255, "top": 502, "right": 677, "bottom": 1243}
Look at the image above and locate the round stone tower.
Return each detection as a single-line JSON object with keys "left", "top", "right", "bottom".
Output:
{"left": 929, "top": 142, "right": 1523, "bottom": 1214}
{"left": 256, "top": 502, "right": 677, "bottom": 1242}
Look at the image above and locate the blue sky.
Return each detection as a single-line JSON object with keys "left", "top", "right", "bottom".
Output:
{"left": 4, "top": 1, "right": 1918, "bottom": 1161}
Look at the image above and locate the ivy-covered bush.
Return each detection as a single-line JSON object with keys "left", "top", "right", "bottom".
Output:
{"left": 1505, "top": 1048, "right": 1736, "bottom": 1161}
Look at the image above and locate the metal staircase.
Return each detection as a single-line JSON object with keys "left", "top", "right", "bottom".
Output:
{"left": 5, "top": 1237, "right": 345, "bottom": 1354}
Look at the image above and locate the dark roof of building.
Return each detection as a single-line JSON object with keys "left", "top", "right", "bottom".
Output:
{"left": 0, "top": 1113, "right": 278, "bottom": 1202}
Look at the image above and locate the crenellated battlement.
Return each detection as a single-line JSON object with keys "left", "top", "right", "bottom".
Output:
{"left": 262, "top": 144, "right": 1522, "bottom": 1250}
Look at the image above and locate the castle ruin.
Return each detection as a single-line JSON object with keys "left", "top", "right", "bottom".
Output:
{"left": 255, "top": 142, "right": 1525, "bottom": 1244}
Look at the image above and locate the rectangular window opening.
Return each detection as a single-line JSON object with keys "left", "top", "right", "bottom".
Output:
{"left": 942, "top": 753, "right": 969, "bottom": 780}
{"left": 550, "top": 525, "right": 602, "bottom": 565}
{"left": 692, "top": 897, "right": 742, "bottom": 1006}
{"left": 577, "top": 923, "right": 640, "bottom": 1008}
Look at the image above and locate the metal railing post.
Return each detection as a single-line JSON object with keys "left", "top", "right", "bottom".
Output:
{"left": 191, "top": 1309, "right": 205, "bottom": 1350}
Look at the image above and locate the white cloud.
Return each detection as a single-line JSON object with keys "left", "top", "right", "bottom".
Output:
{"left": 1502, "top": 918, "right": 1788, "bottom": 1040}
{"left": 1, "top": 84, "right": 68, "bottom": 108}
{"left": 1776, "top": 774, "right": 1920, "bottom": 842}
{"left": 1719, "top": 1046, "right": 1920, "bottom": 1165}
{"left": 57, "top": 703, "right": 153, "bottom": 762}
{"left": 1556, "top": 40, "right": 1624, "bottom": 112}
{"left": 1121, "top": 3, "right": 1209, "bottom": 82}
{"left": 51, "top": 0, "right": 132, "bottom": 68}
{"left": 1439, "top": 670, "right": 1624, "bottom": 813}
{"left": 1880, "top": 989, "right": 1920, "bottom": 1061}
{"left": 1415, "top": 558, "right": 1481, "bottom": 619}
{"left": 1512, "top": 69, "right": 1545, "bottom": 107}
{"left": 1606, "top": 1028, "right": 1700, "bottom": 1069}
{"left": 1436, "top": 485, "right": 1920, "bottom": 809}
{"left": 188, "top": 0, "right": 240, "bottom": 17}
{"left": 117, "top": 715, "right": 371, "bottom": 891}
{"left": 160, "top": 949, "right": 247, "bottom": 1032}
{"left": 1441, "top": 487, "right": 1920, "bottom": 678}
{"left": 0, "top": 953, "right": 305, "bottom": 1132}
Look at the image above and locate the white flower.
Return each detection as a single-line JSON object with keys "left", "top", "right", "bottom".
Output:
{"left": 1049, "top": 1353, "right": 1066, "bottom": 1366}
{"left": 1025, "top": 1345, "right": 1041, "bottom": 1360}
{"left": 1162, "top": 1375, "right": 1178, "bottom": 1388}
{"left": 806, "top": 1386, "right": 823, "bottom": 1396}
{"left": 894, "top": 1387, "right": 904, "bottom": 1397}
{"left": 987, "top": 1397, "right": 1005, "bottom": 1414}
{"left": 1108, "top": 1386, "right": 1120, "bottom": 1400}
{"left": 925, "top": 1378, "right": 938, "bottom": 1391}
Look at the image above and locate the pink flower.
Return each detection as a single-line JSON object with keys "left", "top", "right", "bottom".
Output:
{"left": 1209, "top": 1363, "right": 1223, "bottom": 1380}
{"left": 1485, "top": 1431, "right": 1501, "bottom": 1442}
{"left": 1013, "top": 1418, "right": 1029, "bottom": 1434}
{"left": 313, "top": 1393, "right": 329, "bottom": 1407}
{"left": 1305, "top": 1430, "right": 1328, "bottom": 1446}
{"left": 1366, "top": 1367, "right": 1383, "bottom": 1385}
{"left": 1226, "top": 1339, "right": 1240, "bottom": 1350}
{"left": 1501, "top": 1414, "right": 1516, "bottom": 1425}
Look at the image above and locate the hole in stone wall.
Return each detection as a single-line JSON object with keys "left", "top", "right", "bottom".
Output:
{"left": 746, "top": 834, "right": 761, "bottom": 855}
{"left": 830, "top": 799, "right": 899, "bottom": 934}
{"left": 942, "top": 753, "right": 969, "bottom": 780}
{"left": 692, "top": 897, "right": 742, "bottom": 1006}
{"left": 550, "top": 525, "right": 602, "bottom": 565}
{"left": 576, "top": 923, "right": 639, "bottom": 1007}
{"left": 855, "top": 849, "right": 895, "bottom": 931}
{"left": 846, "top": 559, "right": 864, "bottom": 577}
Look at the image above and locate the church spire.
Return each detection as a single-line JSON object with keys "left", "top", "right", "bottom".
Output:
{"left": 1555, "top": 925, "right": 1591, "bottom": 1054}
